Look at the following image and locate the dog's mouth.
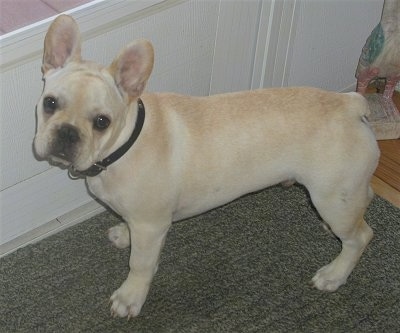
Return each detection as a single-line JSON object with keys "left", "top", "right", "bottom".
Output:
{"left": 49, "top": 153, "right": 73, "bottom": 168}
{"left": 49, "top": 151, "right": 97, "bottom": 175}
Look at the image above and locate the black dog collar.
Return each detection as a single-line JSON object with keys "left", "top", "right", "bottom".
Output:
{"left": 69, "top": 98, "right": 145, "bottom": 178}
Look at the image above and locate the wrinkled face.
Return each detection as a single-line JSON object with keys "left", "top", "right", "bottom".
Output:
{"left": 34, "top": 62, "right": 127, "bottom": 172}
{"left": 34, "top": 15, "right": 154, "bottom": 172}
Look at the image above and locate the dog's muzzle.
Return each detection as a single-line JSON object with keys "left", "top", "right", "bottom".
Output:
{"left": 51, "top": 124, "right": 80, "bottom": 161}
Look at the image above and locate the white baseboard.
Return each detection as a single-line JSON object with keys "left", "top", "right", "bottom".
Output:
{"left": 0, "top": 200, "right": 105, "bottom": 257}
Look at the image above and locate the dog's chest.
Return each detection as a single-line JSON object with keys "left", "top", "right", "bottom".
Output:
{"left": 86, "top": 174, "right": 139, "bottom": 218}
{"left": 86, "top": 176, "right": 117, "bottom": 210}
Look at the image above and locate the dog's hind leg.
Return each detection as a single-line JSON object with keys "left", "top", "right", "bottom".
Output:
{"left": 108, "top": 223, "right": 130, "bottom": 249}
{"left": 309, "top": 183, "right": 374, "bottom": 291}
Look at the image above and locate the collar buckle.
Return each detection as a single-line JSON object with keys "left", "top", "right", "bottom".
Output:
{"left": 93, "top": 163, "right": 107, "bottom": 171}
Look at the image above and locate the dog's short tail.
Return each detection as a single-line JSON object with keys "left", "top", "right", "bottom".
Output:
{"left": 346, "top": 92, "right": 371, "bottom": 119}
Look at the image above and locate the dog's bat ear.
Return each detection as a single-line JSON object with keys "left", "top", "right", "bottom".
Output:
{"left": 108, "top": 39, "right": 154, "bottom": 100}
{"left": 42, "top": 15, "right": 82, "bottom": 74}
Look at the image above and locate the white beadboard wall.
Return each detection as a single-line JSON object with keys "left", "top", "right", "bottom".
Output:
{"left": 0, "top": 0, "right": 384, "bottom": 255}
{"left": 288, "top": 0, "right": 383, "bottom": 91}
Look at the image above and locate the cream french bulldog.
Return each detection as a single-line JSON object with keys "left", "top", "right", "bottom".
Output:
{"left": 34, "top": 15, "right": 380, "bottom": 318}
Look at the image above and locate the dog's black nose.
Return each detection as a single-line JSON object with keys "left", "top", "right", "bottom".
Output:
{"left": 52, "top": 124, "right": 80, "bottom": 159}
{"left": 58, "top": 124, "right": 80, "bottom": 144}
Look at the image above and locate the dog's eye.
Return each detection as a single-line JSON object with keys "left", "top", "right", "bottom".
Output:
{"left": 93, "top": 115, "right": 111, "bottom": 131}
{"left": 43, "top": 96, "right": 58, "bottom": 114}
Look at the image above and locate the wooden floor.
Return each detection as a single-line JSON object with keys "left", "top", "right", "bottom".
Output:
{"left": 370, "top": 90, "right": 400, "bottom": 208}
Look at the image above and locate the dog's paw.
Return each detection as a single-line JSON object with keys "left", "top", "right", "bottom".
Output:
{"left": 311, "top": 264, "right": 347, "bottom": 292}
{"left": 108, "top": 223, "right": 130, "bottom": 249}
{"left": 110, "top": 284, "right": 146, "bottom": 318}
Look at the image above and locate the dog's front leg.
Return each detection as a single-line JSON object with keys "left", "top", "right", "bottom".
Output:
{"left": 110, "top": 218, "right": 171, "bottom": 318}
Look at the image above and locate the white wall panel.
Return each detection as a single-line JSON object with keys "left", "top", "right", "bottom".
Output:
{"left": 0, "top": 58, "right": 48, "bottom": 191}
{"left": 252, "top": 0, "right": 300, "bottom": 89}
{"left": 288, "top": 0, "right": 383, "bottom": 91}
{"left": 82, "top": 0, "right": 219, "bottom": 96}
{"left": 210, "top": 0, "right": 261, "bottom": 94}
{"left": 0, "top": 168, "right": 90, "bottom": 245}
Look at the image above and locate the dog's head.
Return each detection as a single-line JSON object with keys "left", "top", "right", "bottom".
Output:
{"left": 33, "top": 15, "right": 154, "bottom": 172}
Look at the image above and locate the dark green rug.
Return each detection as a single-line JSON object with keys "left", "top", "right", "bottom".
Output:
{"left": 1, "top": 185, "right": 399, "bottom": 332}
